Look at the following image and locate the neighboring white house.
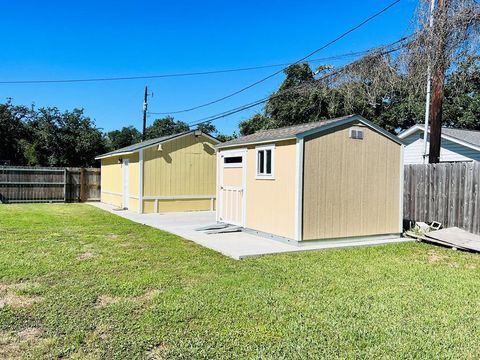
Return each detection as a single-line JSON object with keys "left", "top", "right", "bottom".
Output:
{"left": 398, "top": 124, "right": 480, "bottom": 164}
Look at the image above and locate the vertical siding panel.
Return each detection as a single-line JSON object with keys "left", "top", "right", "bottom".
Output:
{"left": 138, "top": 133, "right": 217, "bottom": 211}
{"left": 303, "top": 125, "right": 401, "bottom": 240}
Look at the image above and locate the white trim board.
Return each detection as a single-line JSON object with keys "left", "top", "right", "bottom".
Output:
{"left": 255, "top": 144, "right": 275, "bottom": 180}
{"left": 95, "top": 151, "right": 135, "bottom": 160}
{"left": 399, "top": 145, "right": 404, "bottom": 232}
{"left": 294, "top": 138, "right": 304, "bottom": 241}
{"left": 101, "top": 190, "right": 122, "bottom": 196}
{"left": 138, "top": 149, "right": 144, "bottom": 214}
{"left": 142, "top": 195, "right": 215, "bottom": 200}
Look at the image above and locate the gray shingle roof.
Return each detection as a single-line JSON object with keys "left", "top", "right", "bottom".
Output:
{"left": 96, "top": 131, "right": 193, "bottom": 159}
{"left": 417, "top": 124, "right": 480, "bottom": 148}
{"left": 217, "top": 115, "right": 358, "bottom": 148}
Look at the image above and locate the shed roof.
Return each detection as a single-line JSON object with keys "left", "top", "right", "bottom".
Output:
{"left": 399, "top": 124, "right": 480, "bottom": 149}
{"left": 95, "top": 130, "right": 219, "bottom": 160}
{"left": 217, "top": 114, "right": 403, "bottom": 148}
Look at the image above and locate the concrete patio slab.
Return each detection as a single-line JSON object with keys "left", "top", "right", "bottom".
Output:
{"left": 90, "top": 203, "right": 412, "bottom": 260}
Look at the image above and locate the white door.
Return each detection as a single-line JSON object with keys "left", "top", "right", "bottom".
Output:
{"left": 122, "top": 159, "right": 129, "bottom": 209}
{"left": 218, "top": 149, "right": 246, "bottom": 226}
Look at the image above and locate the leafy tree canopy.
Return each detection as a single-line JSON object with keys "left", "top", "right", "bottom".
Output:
{"left": 107, "top": 126, "right": 142, "bottom": 150}
{"left": 239, "top": 51, "right": 480, "bottom": 136}
{"left": 145, "top": 116, "right": 190, "bottom": 139}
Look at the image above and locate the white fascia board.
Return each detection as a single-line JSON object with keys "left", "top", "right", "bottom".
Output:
{"left": 216, "top": 137, "right": 296, "bottom": 149}
{"left": 95, "top": 151, "right": 135, "bottom": 160}
{"left": 397, "top": 125, "right": 423, "bottom": 139}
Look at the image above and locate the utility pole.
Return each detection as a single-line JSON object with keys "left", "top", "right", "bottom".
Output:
{"left": 142, "top": 85, "right": 148, "bottom": 141}
{"left": 422, "top": 0, "right": 436, "bottom": 164}
{"left": 428, "top": 0, "right": 448, "bottom": 163}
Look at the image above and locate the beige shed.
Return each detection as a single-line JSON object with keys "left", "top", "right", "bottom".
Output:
{"left": 216, "top": 115, "right": 404, "bottom": 245}
{"left": 96, "top": 130, "right": 220, "bottom": 213}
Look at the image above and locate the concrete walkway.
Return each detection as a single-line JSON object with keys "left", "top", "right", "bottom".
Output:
{"left": 91, "top": 203, "right": 411, "bottom": 260}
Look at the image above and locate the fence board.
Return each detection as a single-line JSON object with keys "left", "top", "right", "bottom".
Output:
{"left": 0, "top": 166, "right": 100, "bottom": 203}
{"left": 404, "top": 161, "right": 480, "bottom": 235}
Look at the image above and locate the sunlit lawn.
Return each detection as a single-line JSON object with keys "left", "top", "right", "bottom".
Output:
{"left": 1, "top": 204, "right": 480, "bottom": 359}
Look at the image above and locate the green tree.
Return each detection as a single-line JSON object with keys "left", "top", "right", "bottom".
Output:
{"left": 25, "top": 107, "right": 107, "bottom": 167}
{"left": 107, "top": 126, "right": 142, "bottom": 150}
{"left": 443, "top": 53, "right": 480, "bottom": 129}
{"left": 216, "top": 133, "right": 237, "bottom": 142}
{"left": 239, "top": 114, "right": 270, "bottom": 136}
{"left": 145, "top": 116, "right": 189, "bottom": 139}
{"left": 196, "top": 122, "right": 217, "bottom": 135}
{"left": 0, "top": 101, "right": 30, "bottom": 165}
{"left": 238, "top": 51, "right": 480, "bottom": 136}
{"left": 265, "top": 63, "right": 322, "bottom": 128}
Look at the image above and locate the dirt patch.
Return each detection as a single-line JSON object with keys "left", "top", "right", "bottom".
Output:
{"left": 428, "top": 251, "right": 449, "bottom": 263}
{"left": 78, "top": 252, "right": 94, "bottom": 261}
{"left": 147, "top": 343, "right": 168, "bottom": 360}
{"left": 96, "top": 295, "right": 122, "bottom": 307}
{"left": 0, "top": 282, "right": 43, "bottom": 308}
{"left": 135, "top": 290, "right": 162, "bottom": 303}
{"left": 92, "top": 324, "right": 112, "bottom": 341}
{"left": 17, "top": 328, "right": 43, "bottom": 342}
{"left": 107, "top": 234, "right": 119, "bottom": 240}
{"left": 96, "top": 289, "right": 162, "bottom": 307}
{"left": 427, "top": 251, "right": 461, "bottom": 268}
{"left": 0, "top": 328, "right": 43, "bottom": 360}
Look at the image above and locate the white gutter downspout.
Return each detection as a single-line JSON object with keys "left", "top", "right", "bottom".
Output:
{"left": 294, "top": 137, "right": 304, "bottom": 241}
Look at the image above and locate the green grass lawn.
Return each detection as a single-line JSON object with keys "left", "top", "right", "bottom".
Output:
{"left": 1, "top": 204, "right": 480, "bottom": 359}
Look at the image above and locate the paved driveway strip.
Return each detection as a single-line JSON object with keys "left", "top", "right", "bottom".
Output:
{"left": 90, "top": 203, "right": 411, "bottom": 260}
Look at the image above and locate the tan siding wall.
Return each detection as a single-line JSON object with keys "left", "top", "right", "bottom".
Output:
{"left": 100, "top": 153, "right": 139, "bottom": 211}
{"left": 101, "top": 192, "right": 122, "bottom": 208}
{"left": 223, "top": 167, "right": 243, "bottom": 187}
{"left": 302, "top": 125, "right": 401, "bottom": 240}
{"left": 142, "top": 133, "right": 217, "bottom": 212}
{"left": 244, "top": 140, "right": 297, "bottom": 239}
{"left": 101, "top": 157, "right": 122, "bottom": 195}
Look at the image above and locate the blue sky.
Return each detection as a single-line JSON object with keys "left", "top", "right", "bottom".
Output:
{"left": 0, "top": 0, "right": 417, "bottom": 136}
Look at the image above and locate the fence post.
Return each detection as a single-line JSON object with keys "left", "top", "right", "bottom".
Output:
{"left": 80, "top": 168, "right": 86, "bottom": 202}
{"left": 63, "top": 169, "right": 67, "bottom": 203}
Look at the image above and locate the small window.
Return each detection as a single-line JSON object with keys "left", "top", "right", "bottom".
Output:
{"left": 256, "top": 145, "right": 275, "bottom": 179}
{"left": 350, "top": 128, "right": 364, "bottom": 140}
{"left": 224, "top": 156, "right": 242, "bottom": 164}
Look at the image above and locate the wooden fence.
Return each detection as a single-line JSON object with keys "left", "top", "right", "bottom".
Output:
{"left": 403, "top": 161, "right": 480, "bottom": 235}
{"left": 0, "top": 166, "right": 101, "bottom": 203}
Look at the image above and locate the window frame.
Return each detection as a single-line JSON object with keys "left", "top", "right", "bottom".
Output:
{"left": 255, "top": 144, "right": 275, "bottom": 180}
{"left": 223, "top": 155, "right": 243, "bottom": 167}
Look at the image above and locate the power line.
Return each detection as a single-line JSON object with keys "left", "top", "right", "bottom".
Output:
{"left": 186, "top": 42, "right": 408, "bottom": 128}
{"left": 150, "top": 36, "right": 411, "bottom": 118}
{"left": 153, "top": 0, "right": 402, "bottom": 115}
{"left": 0, "top": 49, "right": 390, "bottom": 85}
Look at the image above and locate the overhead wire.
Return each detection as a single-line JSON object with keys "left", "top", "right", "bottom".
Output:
{"left": 152, "top": 0, "right": 402, "bottom": 115}
{"left": 0, "top": 50, "right": 384, "bottom": 85}
{"left": 186, "top": 41, "right": 409, "bottom": 128}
